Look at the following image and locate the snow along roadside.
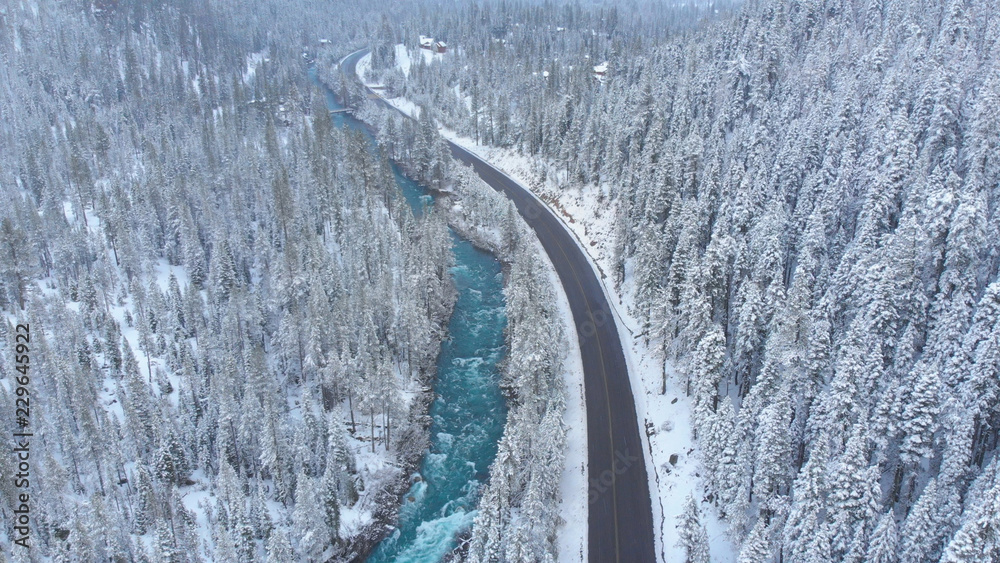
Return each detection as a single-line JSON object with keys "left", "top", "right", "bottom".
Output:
{"left": 434, "top": 132, "right": 737, "bottom": 562}
{"left": 434, "top": 131, "right": 673, "bottom": 560}
{"left": 435, "top": 130, "right": 738, "bottom": 562}
{"left": 359, "top": 42, "right": 733, "bottom": 557}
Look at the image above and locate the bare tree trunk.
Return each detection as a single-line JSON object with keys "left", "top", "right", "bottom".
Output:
{"left": 348, "top": 392, "right": 356, "bottom": 433}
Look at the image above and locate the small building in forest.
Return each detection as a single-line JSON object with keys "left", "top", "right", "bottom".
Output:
{"left": 419, "top": 35, "right": 448, "bottom": 53}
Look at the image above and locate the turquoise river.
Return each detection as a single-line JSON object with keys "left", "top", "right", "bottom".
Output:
{"left": 311, "top": 66, "right": 509, "bottom": 562}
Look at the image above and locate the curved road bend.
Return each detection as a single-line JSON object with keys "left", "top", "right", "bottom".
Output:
{"left": 340, "top": 49, "right": 656, "bottom": 563}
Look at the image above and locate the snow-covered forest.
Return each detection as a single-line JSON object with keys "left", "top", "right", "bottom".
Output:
{"left": 0, "top": 0, "right": 579, "bottom": 560}
{"left": 4, "top": 0, "right": 1000, "bottom": 561}
{"left": 376, "top": 0, "right": 1000, "bottom": 561}
{"left": 353, "top": 95, "right": 573, "bottom": 562}
{"left": 0, "top": 0, "right": 467, "bottom": 560}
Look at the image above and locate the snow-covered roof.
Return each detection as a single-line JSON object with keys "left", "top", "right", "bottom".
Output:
{"left": 593, "top": 62, "right": 609, "bottom": 74}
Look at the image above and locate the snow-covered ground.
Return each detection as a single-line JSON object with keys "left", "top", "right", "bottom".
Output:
{"left": 384, "top": 96, "right": 421, "bottom": 120}
{"left": 356, "top": 51, "right": 372, "bottom": 83}
{"left": 356, "top": 45, "right": 735, "bottom": 562}
{"left": 613, "top": 281, "right": 736, "bottom": 563}
{"left": 394, "top": 44, "right": 411, "bottom": 78}
{"left": 357, "top": 46, "right": 444, "bottom": 117}
{"left": 243, "top": 49, "right": 268, "bottom": 85}
{"left": 417, "top": 44, "right": 445, "bottom": 67}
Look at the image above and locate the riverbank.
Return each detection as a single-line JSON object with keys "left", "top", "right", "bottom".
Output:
{"left": 305, "top": 66, "right": 456, "bottom": 563}
{"left": 312, "top": 62, "right": 513, "bottom": 563}
{"left": 338, "top": 56, "right": 579, "bottom": 562}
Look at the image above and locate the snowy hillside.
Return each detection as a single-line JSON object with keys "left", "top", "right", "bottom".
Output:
{"left": 372, "top": 0, "right": 1000, "bottom": 561}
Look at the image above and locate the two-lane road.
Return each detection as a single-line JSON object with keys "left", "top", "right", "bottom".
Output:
{"left": 340, "top": 49, "right": 656, "bottom": 563}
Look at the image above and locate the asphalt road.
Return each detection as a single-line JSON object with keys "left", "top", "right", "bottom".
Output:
{"left": 340, "top": 49, "right": 656, "bottom": 563}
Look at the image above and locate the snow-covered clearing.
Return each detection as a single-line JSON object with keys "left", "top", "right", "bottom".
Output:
{"left": 419, "top": 46, "right": 443, "bottom": 66}
{"left": 356, "top": 51, "right": 372, "bottom": 83}
{"left": 394, "top": 44, "right": 411, "bottom": 78}
{"left": 243, "top": 49, "right": 267, "bottom": 85}
{"left": 357, "top": 47, "right": 442, "bottom": 120}
{"left": 357, "top": 51, "right": 421, "bottom": 120}
{"left": 385, "top": 96, "right": 421, "bottom": 120}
